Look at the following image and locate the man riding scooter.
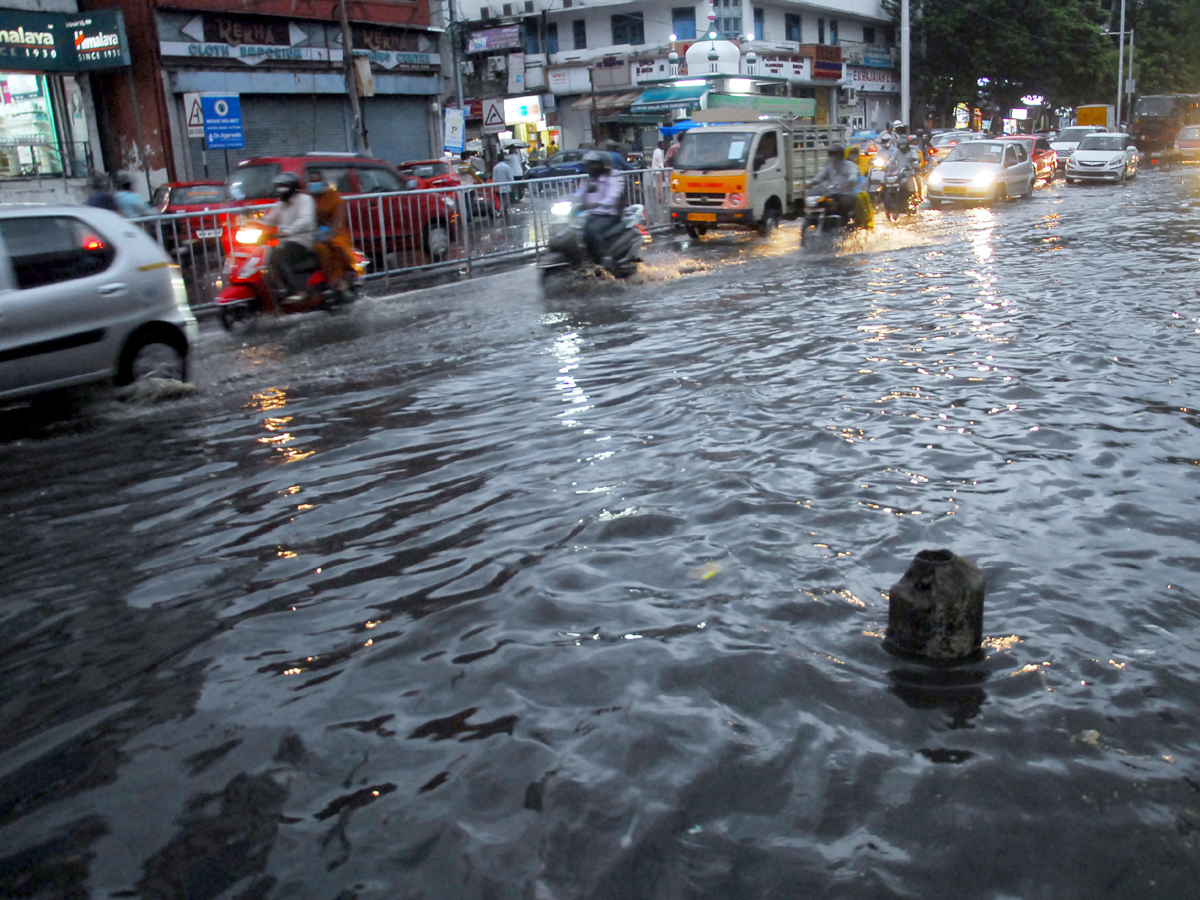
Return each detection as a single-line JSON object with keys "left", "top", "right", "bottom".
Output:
{"left": 262, "top": 172, "right": 318, "bottom": 301}
{"left": 808, "top": 144, "right": 865, "bottom": 224}
{"left": 572, "top": 150, "right": 627, "bottom": 266}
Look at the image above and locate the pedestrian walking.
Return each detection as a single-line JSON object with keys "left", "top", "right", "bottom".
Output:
{"left": 651, "top": 140, "right": 667, "bottom": 203}
{"left": 491, "top": 156, "right": 515, "bottom": 228}
{"left": 113, "top": 175, "right": 152, "bottom": 218}
{"left": 85, "top": 174, "right": 118, "bottom": 212}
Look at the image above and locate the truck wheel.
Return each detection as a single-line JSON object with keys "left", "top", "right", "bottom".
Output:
{"left": 757, "top": 206, "right": 780, "bottom": 237}
{"left": 685, "top": 224, "right": 707, "bottom": 239}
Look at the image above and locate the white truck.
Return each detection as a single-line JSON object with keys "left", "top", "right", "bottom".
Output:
{"left": 668, "top": 110, "right": 845, "bottom": 238}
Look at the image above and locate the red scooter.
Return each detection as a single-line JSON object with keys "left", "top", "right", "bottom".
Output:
{"left": 216, "top": 218, "right": 366, "bottom": 331}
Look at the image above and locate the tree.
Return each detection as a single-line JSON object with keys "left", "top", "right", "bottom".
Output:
{"left": 884, "top": 0, "right": 1112, "bottom": 123}
{"left": 1119, "top": 0, "right": 1200, "bottom": 96}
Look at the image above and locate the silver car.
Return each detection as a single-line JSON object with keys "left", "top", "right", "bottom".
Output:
{"left": 1065, "top": 133, "right": 1140, "bottom": 183}
{"left": 926, "top": 140, "right": 1037, "bottom": 205}
{"left": 0, "top": 205, "right": 198, "bottom": 402}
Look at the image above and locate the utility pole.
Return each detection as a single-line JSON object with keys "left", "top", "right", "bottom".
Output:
{"left": 448, "top": 0, "right": 465, "bottom": 114}
{"left": 1116, "top": 0, "right": 1126, "bottom": 128}
{"left": 900, "top": 0, "right": 910, "bottom": 126}
{"left": 338, "top": 0, "right": 370, "bottom": 155}
{"left": 1127, "top": 28, "right": 1135, "bottom": 119}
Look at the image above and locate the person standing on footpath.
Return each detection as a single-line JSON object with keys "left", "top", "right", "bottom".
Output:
{"left": 491, "top": 155, "right": 515, "bottom": 228}
{"left": 651, "top": 140, "right": 667, "bottom": 203}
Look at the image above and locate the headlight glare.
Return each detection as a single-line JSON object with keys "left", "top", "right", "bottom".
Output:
{"left": 971, "top": 171, "right": 995, "bottom": 187}
{"left": 234, "top": 226, "right": 264, "bottom": 245}
{"left": 550, "top": 201, "right": 573, "bottom": 216}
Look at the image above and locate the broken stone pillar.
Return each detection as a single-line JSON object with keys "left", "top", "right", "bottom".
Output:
{"left": 884, "top": 549, "right": 985, "bottom": 664}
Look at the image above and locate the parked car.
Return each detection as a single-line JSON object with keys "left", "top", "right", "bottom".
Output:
{"left": 1049, "top": 126, "right": 1108, "bottom": 171}
{"left": 1064, "top": 133, "right": 1140, "bottom": 183}
{"left": 148, "top": 180, "right": 231, "bottom": 258}
{"left": 1174, "top": 124, "right": 1200, "bottom": 161}
{"left": 926, "top": 139, "right": 1036, "bottom": 205}
{"left": 524, "top": 149, "right": 589, "bottom": 180}
{"left": 999, "top": 134, "right": 1057, "bottom": 182}
{"left": 0, "top": 205, "right": 197, "bottom": 401}
{"left": 225, "top": 154, "right": 459, "bottom": 262}
{"left": 396, "top": 158, "right": 460, "bottom": 189}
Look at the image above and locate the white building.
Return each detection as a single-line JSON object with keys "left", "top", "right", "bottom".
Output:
{"left": 449, "top": 0, "right": 900, "bottom": 151}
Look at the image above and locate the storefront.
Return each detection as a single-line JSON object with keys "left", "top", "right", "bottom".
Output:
{"left": 155, "top": 10, "right": 443, "bottom": 179}
{"left": 848, "top": 66, "right": 900, "bottom": 132}
{"left": 0, "top": 8, "right": 124, "bottom": 186}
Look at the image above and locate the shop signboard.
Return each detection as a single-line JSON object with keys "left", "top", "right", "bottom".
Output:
{"left": 444, "top": 107, "right": 465, "bottom": 153}
{"left": 850, "top": 66, "right": 899, "bottom": 93}
{"left": 503, "top": 95, "right": 542, "bottom": 125}
{"left": 0, "top": 8, "right": 130, "bottom": 71}
{"left": 468, "top": 26, "right": 521, "bottom": 53}
{"left": 201, "top": 94, "right": 244, "bottom": 149}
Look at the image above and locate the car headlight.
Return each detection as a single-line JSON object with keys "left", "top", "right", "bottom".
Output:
{"left": 727, "top": 193, "right": 744, "bottom": 207}
{"left": 928, "top": 170, "right": 943, "bottom": 186}
{"left": 672, "top": 192, "right": 686, "bottom": 205}
{"left": 550, "top": 201, "right": 573, "bottom": 217}
{"left": 1108, "top": 156, "right": 1124, "bottom": 167}
{"left": 234, "top": 226, "right": 264, "bottom": 245}
{"left": 971, "top": 171, "right": 995, "bottom": 187}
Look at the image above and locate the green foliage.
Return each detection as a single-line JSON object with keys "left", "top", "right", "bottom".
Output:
{"left": 1126, "top": 0, "right": 1200, "bottom": 95}
{"left": 883, "top": 0, "right": 1113, "bottom": 115}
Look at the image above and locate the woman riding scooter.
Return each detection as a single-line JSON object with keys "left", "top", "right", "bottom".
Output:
{"left": 262, "top": 172, "right": 319, "bottom": 301}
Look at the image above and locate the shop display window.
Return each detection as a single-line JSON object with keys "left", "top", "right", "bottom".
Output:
{"left": 0, "top": 73, "right": 63, "bottom": 177}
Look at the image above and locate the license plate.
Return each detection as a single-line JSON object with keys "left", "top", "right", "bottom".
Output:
{"left": 196, "top": 229, "right": 223, "bottom": 238}
{"left": 943, "top": 187, "right": 967, "bottom": 195}
{"left": 687, "top": 212, "right": 717, "bottom": 222}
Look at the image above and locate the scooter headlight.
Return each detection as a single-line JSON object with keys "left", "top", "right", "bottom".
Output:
{"left": 551, "top": 200, "right": 573, "bottom": 217}
{"left": 235, "top": 225, "right": 265, "bottom": 245}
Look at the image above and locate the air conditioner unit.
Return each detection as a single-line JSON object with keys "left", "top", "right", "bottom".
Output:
{"left": 460, "top": 60, "right": 475, "bottom": 75}
{"left": 842, "top": 87, "right": 858, "bottom": 105}
{"left": 487, "top": 55, "right": 508, "bottom": 74}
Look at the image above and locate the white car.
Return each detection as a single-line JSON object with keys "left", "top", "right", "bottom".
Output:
{"left": 1065, "top": 133, "right": 1140, "bottom": 183}
{"left": 0, "top": 205, "right": 198, "bottom": 402}
{"left": 926, "top": 140, "right": 1036, "bottom": 205}
{"left": 1049, "top": 125, "right": 1107, "bottom": 171}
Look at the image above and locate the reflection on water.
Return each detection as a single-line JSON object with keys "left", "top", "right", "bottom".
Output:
{"left": 4, "top": 173, "right": 1200, "bottom": 898}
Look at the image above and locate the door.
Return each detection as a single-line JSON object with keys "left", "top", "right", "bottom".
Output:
{"left": 1002, "top": 144, "right": 1021, "bottom": 193}
{"left": 0, "top": 214, "right": 128, "bottom": 394}
{"left": 750, "top": 129, "right": 784, "bottom": 213}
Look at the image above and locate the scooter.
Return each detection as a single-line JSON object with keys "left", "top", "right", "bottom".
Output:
{"left": 539, "top": 202, "right": 647, "bottom": 279}
{"left": 799, "top": 192, "right": 861, "bottom": 245}
{"left": 216, "top": 219, "right": 366, "bottom": 331}
{"left": 882, "top": 164, "right": 923, "bottom": 220}
{"left": 867, "top": 151, "right": 889, "bottom": 205}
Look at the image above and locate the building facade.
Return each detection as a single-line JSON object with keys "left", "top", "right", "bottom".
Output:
{"left": 446, "top": 0, "right": 899, "bottom": 153}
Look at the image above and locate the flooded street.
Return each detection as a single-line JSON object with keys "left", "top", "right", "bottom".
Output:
{"left": 4, "top": 170, "right": 1200, "bottom": 899}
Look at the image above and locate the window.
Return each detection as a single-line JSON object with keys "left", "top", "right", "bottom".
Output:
{"left": 356, "top": 167, "right": 402, "bottom": 193}
{"left": 546, "top": 22, "right": 558, "bottom": 54}
{"left": 753, "top": 7, "right": 764, "bottom": 40}
{"left": 563, "top": 0, "right": 572, "bottom": 7}
{"left": 480, "top": 7, "right": 490, "bottom": 19}
{"left": 714, "top": 0, "right": 741, "bottom": 38}
{"left": 884, "top": 24, "right": 895, "bottom": 44}
{"left": 830, "top": 20, "right": 838, "bottom": 44}
{"left": 611, "top": 13, "right": 644, "bottom": 46}
{"left": 0, "top": 216, "right": 114, "bottom": 289}
{"left": 525, "top": 27, "right": 540, "bottom": 53}
{"left": 227, "top": 163, "right": 280, "bottom": 201}
{"left": 573, "top": 19, "right": 586, "bottom": 49}
{"left": 502, "top": 3, "right": 512, "bottom": 16}
{"left": 1036, "top": 138, "right": 1051, "bottom": 153}
{"left": 672, "top": 6, "right": 697, "bottom": 40}
{"left": 307, "top": 167, "right": 353, "bottom": 192}
{"left": 818, "top": 18, "right": 825, "bottom": 43}
{"left": 785, "top": 13, "right": 801, "bottom": 42}
{"left": 863, "top": 26, "right": 876, "bottom": 44}
{"left": 168, "top": 185, "right": 226, "bottom": 206}
{"left": 525, "top": 0, "right": 534, "bottom": 11}
{"left": 753, "top": 130, "right": 778, "bottom": 170}
{"left": 1004, "top": 145, "right": 1018, "bottom": 166}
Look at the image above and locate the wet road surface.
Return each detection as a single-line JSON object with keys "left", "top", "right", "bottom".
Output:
{"left": 3, "top": 170, "right": 1200, "bottom": 899}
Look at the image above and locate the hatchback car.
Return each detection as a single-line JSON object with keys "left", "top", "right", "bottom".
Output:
{"left": 1049, "top": 126, "right": 1107, "bottom": 170}
{"left": 926, "top": 140, "right": 1036, "bottom": 205}
{"left": 999, "top": 134, "right": 1057, "bottom": 182}
{"left": 226, "top": 154, "right": 459, "bottom": 262}
{"left": 1174, "top": 125, "right": 1200, "bottom": 161}
{"left": 1065, "top": 133, "right": 1140, "bottom": 183}
{"left": 149, "top": 181, "right": 231, "bottom": 258}
{"left": 0, "top": 206, "right": 197, "bottom": 401}
{"left": 397, "top": 158, "right": 460, "bottom": 189}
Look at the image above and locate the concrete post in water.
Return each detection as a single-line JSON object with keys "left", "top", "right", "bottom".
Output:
{"left": 885, "top": 549, "right": 985, "bottom": 663}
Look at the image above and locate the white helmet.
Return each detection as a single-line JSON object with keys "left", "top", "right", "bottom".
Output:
{"left": 891, "top": 120, "right": 904, "bottom": 129}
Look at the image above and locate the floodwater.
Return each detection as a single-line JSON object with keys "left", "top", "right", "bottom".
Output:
{"left": 3, "top": 170, "right": 1200, "bottom": 900}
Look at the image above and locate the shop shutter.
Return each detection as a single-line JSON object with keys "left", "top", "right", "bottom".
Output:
{"left": 186, "top": 95, "right": 351, "bottom": 180}
{"left": 361, "top": 96, "right": 431, "bottom": 164}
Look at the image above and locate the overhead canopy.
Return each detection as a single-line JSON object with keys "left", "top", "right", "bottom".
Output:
{"left": 570, "top": 91, "right": 642, "bottom": 113}
{"left": 630, "top": 85, "right": 710, "bottom": 114}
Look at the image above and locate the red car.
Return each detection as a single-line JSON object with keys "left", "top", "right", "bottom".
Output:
{"left": 998, "top": 135, "right": 1057, "bottom": 182}
{"left": 397, "top": 158, "right": 460, "bottom": 189}
{"left": 224, "top": 154, "right": 459, "bottom": 263}
{"left": 149, "top": 180, "right": 231, "bottom": 255}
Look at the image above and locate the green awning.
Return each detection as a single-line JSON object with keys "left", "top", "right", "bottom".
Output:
{"left": 629, "top": 85, "right": 709, "bottom": 114}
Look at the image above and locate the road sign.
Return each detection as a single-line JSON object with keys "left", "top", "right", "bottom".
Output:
{"left": 482, "top": 98, "right": 505, "bottom": 135}
{"left": 183, "top": 92, "right": 205, "bottom": 138}
{"left": 201, "top": 94, "right": 244, "bottom": 150}
{"left": 444, "top": 108, "right": 465, "bottom": 153}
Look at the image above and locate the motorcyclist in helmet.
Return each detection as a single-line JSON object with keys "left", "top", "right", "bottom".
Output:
{"left": 809, "top": 143, "right": 863, "bottom": 221}
{"left": 572, "top": 149, "right": 626, "bottom": 265}
{"left": 886, "top": 135, "right": 920, "bottom": 177}
{"left": 262, "top": 171, "right": 319, "bottom": 300}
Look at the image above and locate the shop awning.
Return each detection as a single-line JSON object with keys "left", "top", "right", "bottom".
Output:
{"left": 570, "top": 91, "right": 643, "bottom": 113}
{"left": 629, "top": 85, "right": 710, "bottom": 114}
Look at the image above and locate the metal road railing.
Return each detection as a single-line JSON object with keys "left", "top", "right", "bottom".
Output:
{"left": 134, "top": 169, "right": 676, "bottom": 315}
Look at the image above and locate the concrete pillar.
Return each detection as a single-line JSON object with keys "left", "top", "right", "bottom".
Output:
{"left": 884, "top": 549, "right": 985, "bottom": 663}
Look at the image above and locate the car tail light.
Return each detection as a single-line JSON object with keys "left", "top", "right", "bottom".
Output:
{"left": 82, "top": 235, "right": 104, "bottom": 251}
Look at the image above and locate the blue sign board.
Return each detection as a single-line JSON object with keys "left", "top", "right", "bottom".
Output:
{"left": 201, "top": 94, "right": 243, "bottom": 149}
